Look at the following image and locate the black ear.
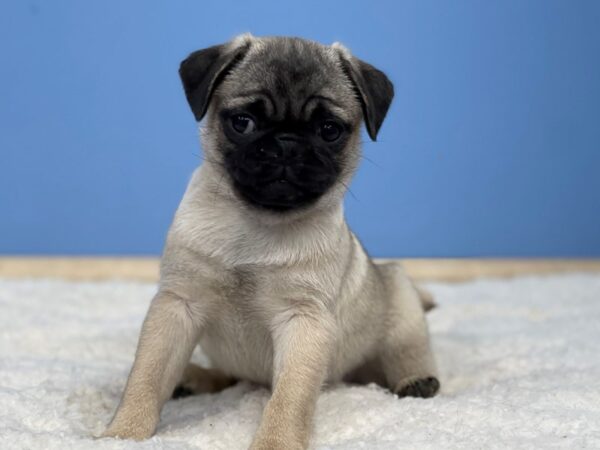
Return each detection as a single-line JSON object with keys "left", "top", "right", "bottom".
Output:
{"left": 179, "top": 41, "right": 251, "bottom": 121}
{"left": 339, "top": 55, "right": 394, "bottom": 141}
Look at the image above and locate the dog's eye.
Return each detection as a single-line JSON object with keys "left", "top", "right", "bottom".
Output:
{"left": 231, "top": 114, "right": 256, "bottom": 135}
{"left": 319, "top": 121, "right": 342, "bottom": 142}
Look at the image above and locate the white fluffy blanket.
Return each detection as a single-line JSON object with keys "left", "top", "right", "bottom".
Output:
{"left": 1, "top": 274, "right": 599, "bottom": 449}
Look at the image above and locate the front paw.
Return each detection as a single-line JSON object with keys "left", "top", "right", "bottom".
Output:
{"left": 102, "top": 422, "right": 155, "bottom": 441}
{"left": 395, "top": 376, "right": 440, "bottom": 398}
{"left": 102, "top": 407, "right": 159, "bottom": 441}
{"left": 250, "top": 436, "right": 304, "bottom": 450}
{"left": 250, "top": 426, "right": 306, "bottom": 450}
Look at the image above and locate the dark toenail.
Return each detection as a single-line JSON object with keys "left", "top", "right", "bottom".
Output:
{"left": 397, "top": 377, "right": 440, "bottom": 399}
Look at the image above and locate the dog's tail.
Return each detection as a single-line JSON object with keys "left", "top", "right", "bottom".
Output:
{"left": 414, "top": 285, "right": 436, "bottom": 312}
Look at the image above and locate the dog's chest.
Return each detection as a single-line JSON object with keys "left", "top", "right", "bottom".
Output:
{"left": 198, "top": 267, "right": 277, "bottom": 385}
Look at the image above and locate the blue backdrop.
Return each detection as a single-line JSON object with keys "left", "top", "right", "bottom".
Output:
{"left": 1, "top": 1, "right": 599, "bottom": 257}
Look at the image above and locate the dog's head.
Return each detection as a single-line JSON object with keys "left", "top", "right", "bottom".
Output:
{"left": 179, "top": 35, "right": 393, "bottom": 213}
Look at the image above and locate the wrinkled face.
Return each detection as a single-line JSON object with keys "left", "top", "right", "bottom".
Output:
{"left": 179, "top": 35, "right": 393, "bottom": 214}
{"left": 209, "top": 40, "right": 362, "bottom": 212}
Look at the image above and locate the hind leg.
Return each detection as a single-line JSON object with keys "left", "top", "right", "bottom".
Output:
{"left": 172, "top": 363, "right": 237, "bottom": 399}
{"left": 377, "top": 263, "right": 440, "bottom": 398}
{"left": 344, "top": 355, "right": 438, "bottom": 398}
{"left": 343, "top": 356, "right": 387, "bottom": 387}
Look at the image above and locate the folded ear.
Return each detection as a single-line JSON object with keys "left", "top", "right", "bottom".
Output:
{"left": 336, "top": 48, "right": 394, "bottom": 141}
{"left": 179, "top": 37, "right": 252, "bottom": 121}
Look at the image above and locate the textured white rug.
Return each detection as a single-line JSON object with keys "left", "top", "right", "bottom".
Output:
{"left": 0, "top": 274, "right": 599, "bottom": 449}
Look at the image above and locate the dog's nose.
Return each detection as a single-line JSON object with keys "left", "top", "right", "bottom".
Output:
{"left": 274, "top": 134, "right": 303, "bottom": 160}
{"left": 256, "top": 134, "right": 302, "bottom": 161}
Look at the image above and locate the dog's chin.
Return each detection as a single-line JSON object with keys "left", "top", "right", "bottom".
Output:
{"left": 232, "top": 179, "right": 329, "bottom": 213}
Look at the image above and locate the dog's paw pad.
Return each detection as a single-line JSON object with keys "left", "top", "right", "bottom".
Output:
{"left": 171, "top": 385, "right": 194, "bottom": 399}
{"left": 396, "top": 376, "right": 440, "bottom": 398}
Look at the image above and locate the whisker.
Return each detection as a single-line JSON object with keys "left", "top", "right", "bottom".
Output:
{"left": 337, "top": 179, "right": 358, "bottom": 202}
{"left": 359, "top": 154, "right": 382, "bottom": 169}
{"left": 211, "top": 172, "right": 227, "bottom": 206}
{"left": 192, "top": 152, "right": 225, "bottom": 168}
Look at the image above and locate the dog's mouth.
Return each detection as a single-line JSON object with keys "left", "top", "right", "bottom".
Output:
{"left": 223, "top": 139, "right": 340, "bottom": 212}
{"left": 232, "top": 173, "right": 330, "bottom": 212}
{"left": 226, "top": 160, "right": 338, "bottom": 211}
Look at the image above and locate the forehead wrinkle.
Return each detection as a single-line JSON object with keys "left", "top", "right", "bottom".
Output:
{"left": 301, "top": 95, "right": 344, "bottom": 120}
{"left": 224, "top": 39, "right": 359, "bottom": 123}
{"left": 303, "top": 100, "right": 353, "bottom": 123}
{"left": 224, "top": 90, "right": 277, "bottom": 116}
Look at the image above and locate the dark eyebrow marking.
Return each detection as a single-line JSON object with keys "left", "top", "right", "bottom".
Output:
{"left": 301, "top": 95, "right": 343, "bottom": 116}
{"left": 221, "top": 99, "right": 269, "bottom": 123}
{"left": 232, "top": 89, "right": 277, "bottom": 116}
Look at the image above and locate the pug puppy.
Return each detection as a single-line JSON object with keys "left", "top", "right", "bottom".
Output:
{"left": 103, "top": 34, "right": 439, "bottom": 449}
